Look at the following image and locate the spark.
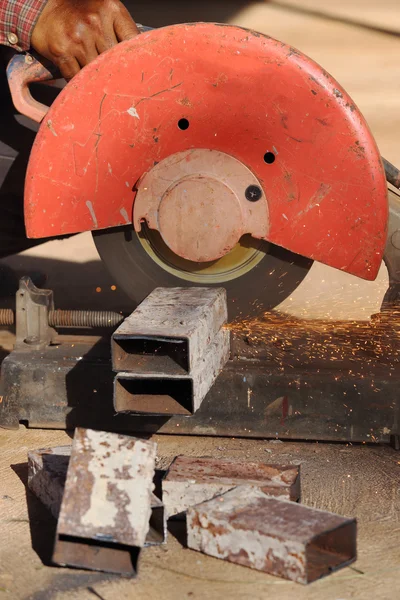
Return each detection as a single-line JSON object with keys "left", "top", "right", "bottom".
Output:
{"left": 227, "top": 308, "right": 400, "bottom": 380}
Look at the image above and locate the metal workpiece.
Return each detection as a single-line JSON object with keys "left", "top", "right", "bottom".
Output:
{"left": 114, "top": 327, "right": 230, "bottom": 415}
{"left": 162, "top": 456, "right": 300, "bottom": 519}
{"left": 28, "top": 445, "right": 166, "bottom": 547}
{"left": 187, "top": 487, "right": 357, "bottom": 584}
{"left": 147, "top": 493, "right": 167, "bottom": 547}
{"left": 28, "top": 446, "right": 71, "bottom": 519}
{"left": 52, "top": 429, "right": 157, "bottom": 574}
{"left": 111, "top": 287, "right": 228, "bottom": 375}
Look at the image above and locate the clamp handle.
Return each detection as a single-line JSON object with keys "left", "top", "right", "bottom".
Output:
{"left": 6, "top": 53, "right": 59, "bottom": 123}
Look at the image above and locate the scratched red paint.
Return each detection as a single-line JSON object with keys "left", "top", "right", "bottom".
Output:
{"left": 24, "top": 23, "right": 388, "bottom": 280}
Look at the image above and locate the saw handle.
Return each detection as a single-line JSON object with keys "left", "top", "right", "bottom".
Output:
{"left": 6, "top": 53, "right": 59, "bottom": 123}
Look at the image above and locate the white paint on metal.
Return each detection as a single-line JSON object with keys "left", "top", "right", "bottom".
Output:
{"left": 57, "top": 429, "right": 157, "bottom": 548}
{"left": 127, "top": 106, "right": 140, "bottom": 119}
{"left": 86, "top": 200, "right": 98, "bottom": 228}
{"left": 80, "top": 431, "right": 153, "bottom": 541}
{"left": 120, "top": 208, "right": 130, "bottom": 223}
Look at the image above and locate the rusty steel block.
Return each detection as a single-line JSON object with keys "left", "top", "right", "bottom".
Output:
{"left": 52, "top": 428, "right": 157, "bottom": 575}
{"left": 111, "top": 287, "right": 228, "bottom": 375}
{"left": 28, "top": 444, "right": 166, "bottom": 547}
{"left": 162, "top": 456, "right": 300, "bottom": 519}
{"left": 114, "top": 327, "right": 230, "bottom": 415}
{"left": 28, "top": 446, "right": 71, "bottom": 519}
{"left": 187, "top": 486, "right": 357, "bottom": 584}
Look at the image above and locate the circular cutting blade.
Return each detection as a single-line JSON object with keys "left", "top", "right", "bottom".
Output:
{"left": 93, "top": 227, "right": 312, "bottom": 320}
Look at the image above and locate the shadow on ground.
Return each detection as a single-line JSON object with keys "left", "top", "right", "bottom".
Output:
{"left": 0, "top": 256, "right": 134, "bottom": 312}
{"left": 124, "top": 0, "right": 252, "bottom": 26}
{"left": 11, "top": 461, "right": 59, "bottom": 566}
{"left": 10, "top": 461, "right": 119, "bottom": 599}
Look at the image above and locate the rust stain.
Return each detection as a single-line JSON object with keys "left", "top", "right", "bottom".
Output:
{"left": 346, "top": 102, "right": 356, "bottom": 113}
{"left": 351, "top": 141, "right": 366, "bottom": 159}
{"left": 179, "top": 97, "right": 194, "bottom": 108}
{"left": 212, "top": 73, "right": 228, "bottom": 87}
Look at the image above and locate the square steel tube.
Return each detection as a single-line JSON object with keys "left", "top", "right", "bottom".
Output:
{"left": 162, "top": 456, "right": 300, "bottom": 519}
{"left": 114, "top": 328, "right": 230, "bottom": 415}
{"left": 187, "top": 487, "right": 357, "bottom": 584}
{"left": 52, "top": 429, "right": 157, "bottom": 574}
{"left": 27, "top": 445, "right": 166, "bottom": 547}
{"left": 111, "top": 287, "right": 227, "bottom": 375}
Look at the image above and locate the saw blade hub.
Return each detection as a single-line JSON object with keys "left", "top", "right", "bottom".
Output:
{"left": 133, "top": 149, "right": 269, "bottom": 263}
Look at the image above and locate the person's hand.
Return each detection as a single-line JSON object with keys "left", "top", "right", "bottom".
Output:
{"left": 31, "top": 0, "right": 139, "bottom": 80}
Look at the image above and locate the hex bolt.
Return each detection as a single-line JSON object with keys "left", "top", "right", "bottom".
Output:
{"left": 245, "top": 185, "right": 263, "bottom": 202}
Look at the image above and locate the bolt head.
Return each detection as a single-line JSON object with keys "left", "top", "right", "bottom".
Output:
{"left": 245, "top": 185, "right": 263, "bottom": 202}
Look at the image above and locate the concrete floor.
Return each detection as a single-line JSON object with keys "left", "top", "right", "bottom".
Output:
{"left": 1, "top": 1, "right": 400, "bottom": 599}
{"left": 1, "top": 430, "right": 400, "bottom": 600}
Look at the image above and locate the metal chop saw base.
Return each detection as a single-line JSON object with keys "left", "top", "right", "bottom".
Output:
{"left": 1, "top": 335, "right": 398, "bottom": 444}
{"left": 0, "top": 280, "right": 398, "bottom": 444}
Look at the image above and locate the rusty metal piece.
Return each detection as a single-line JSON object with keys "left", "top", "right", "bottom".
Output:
{"left": 133, "top": 149, "right": 269, "bottom": 263}
{"left": 187, "top": 486, "right": 357, "bottom": 584}
{"left": 0, "top": 277, "right": 123, "bottom": 331}
{"left": 162, "top": 456, "right": 300, "bottom": 519}
{"left": 15, "top": 276, "right": 55, "bottom": 349}
{"left": 146, "top": 493, "right": 167, "bottom": 547}
{"left": 28, "top": 445, "right": 166, "bottom": 546}
{"left": 114, "top": 327, "right": 230, "bottom": 415}
{"left": 52, "top": 428, "right": 157, "bottom": 574}
{"left": 112, "top": 287, "right": 228, "bottom": 375}
{"left": 0, "top": 308, "right": 124, "bottom": 328}
{"left": 0, "top": 309, "right": 14, "bottom": 326}
{"left": 28, "top": 446, "right": 70, "bottom": 519}
{"left": 48, "top": 309, "right": 124, "bottom": 329}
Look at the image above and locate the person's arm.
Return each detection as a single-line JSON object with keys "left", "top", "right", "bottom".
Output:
{"left": 0, "top": 0, "right": 139, "bottom": 80}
